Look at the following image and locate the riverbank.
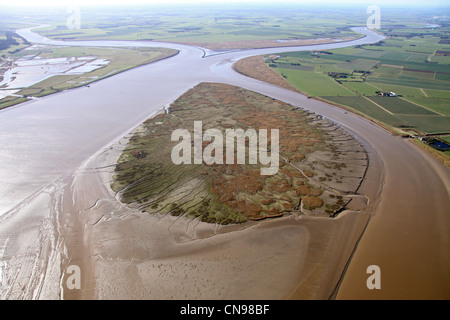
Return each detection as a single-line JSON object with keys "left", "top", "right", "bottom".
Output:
{"left": 0, "top": 45, "right": 179, "bottom": 111}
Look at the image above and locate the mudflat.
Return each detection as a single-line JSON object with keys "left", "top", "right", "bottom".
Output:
{"left": 58, "top": 83, "right": 373, "bottom": 299}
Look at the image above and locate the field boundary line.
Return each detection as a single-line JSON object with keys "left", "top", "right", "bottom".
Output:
{"left": 366, "top": 82, "right": 383, "bottom": 91}
{"left": 399, "top": 96, "right": 446, "bottom": 116}
{"left": 381, "top": 64, "right": 404, "bottom": 69}
{"left": 362, "top": 96, "right": 395, "bottom": 115}
{"left": 420, "top": 88, "right": 429, "bottom": 97}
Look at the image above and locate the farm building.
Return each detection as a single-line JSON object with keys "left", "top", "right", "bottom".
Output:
{"left": 377, "top": 91, "right": 397, "bottom": 97}
{"left": 435, "top": 50, "right": 450, "bottom": 56}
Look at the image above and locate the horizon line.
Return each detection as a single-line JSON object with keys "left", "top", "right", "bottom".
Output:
{"left": 1, "top": 0, "right": 449, "bottom": 8}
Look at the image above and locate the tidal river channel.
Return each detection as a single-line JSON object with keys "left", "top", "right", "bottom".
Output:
{"left": 0, "top": 26, "right": 448, "bottom": 300}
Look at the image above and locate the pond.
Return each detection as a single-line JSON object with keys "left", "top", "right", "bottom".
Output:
{"left": 431, "top": 140, "right": 450, "bottom": 151}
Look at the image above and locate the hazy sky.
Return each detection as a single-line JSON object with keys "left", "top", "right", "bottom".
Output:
{"left": 0, "top": 0, "right": 447, "bottom": 7}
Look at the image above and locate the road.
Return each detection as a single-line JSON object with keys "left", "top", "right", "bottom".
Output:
{"left": 0, "top": 26, "right": 448, "bottom": 299}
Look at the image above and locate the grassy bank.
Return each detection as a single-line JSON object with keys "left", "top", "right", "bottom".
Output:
{"left": 0, "top": 45, "right": 178, "bottom": 110}
{"left": 265, "top": 33, "right": 450, "bottom": 135}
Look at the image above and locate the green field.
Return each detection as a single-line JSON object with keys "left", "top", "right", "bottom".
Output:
{"left": 1, "top": 5, "right": 371, "bottom": 48}
{"left": 367, "top": 97, "right": 437, "bottom": 115}
{"left": 276, "top": 69, "right": 357, "bottom": 97}
{"left": 0, "top": 32, "right": 29, "bottom": 57}
{"left": 267, "top": 20, "right": 450, "bottom": 135}
{"left": 322, "top": 96, "right": 410, "bottom": 127}
{"left": 343, "top": 81, "right": 379, "bottom": 96}
{"left": 441, "top": 135, "right": 450, "bottom": 144}
{"left": 41, "top": 8, "right": 362, "bottom": 44}
{"left": 405, "top": 97, "right": 450, "bottom": 116}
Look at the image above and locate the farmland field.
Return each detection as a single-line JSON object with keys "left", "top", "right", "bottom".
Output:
{"left": 0, "top": 4, "right": 371, "bottom": 49}
{"left": 278, "top": 69, "right": 356, "bottom": 97}
{"left": 367, "top": 97, "right": 437, "bottom": 115}
{"left": 405, "top": 96, "right": 450, "bottom": 116}
{"left": 321, "top": 96, "right": 409, "bottom": 127}
{"left": 343, "top": 82, "right": 379, "bottom": 96}
{"left": 261, "top": 14, "right": 450, "bottom": 138}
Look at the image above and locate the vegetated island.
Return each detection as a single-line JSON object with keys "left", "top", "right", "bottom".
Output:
{"left": 0, "top": 42, "right": 178, "bottom": 110}
{"left": 111, "top": 83, "right": 368, "bottom": 225}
